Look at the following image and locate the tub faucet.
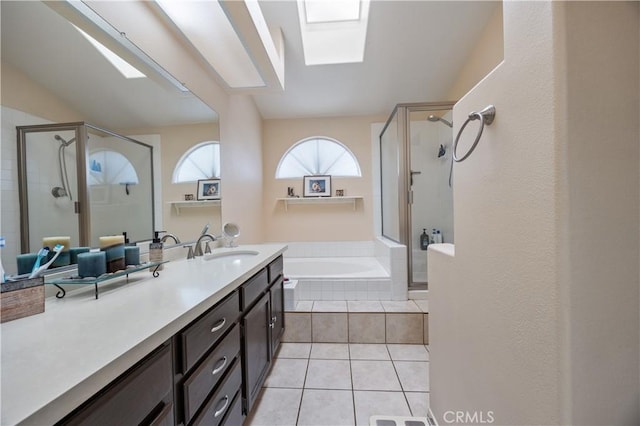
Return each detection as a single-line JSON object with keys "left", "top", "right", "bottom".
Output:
{"left": 194, "top": 233, "right": 216, "bottom": 257}
{"left": 160, "top": 233, "right": 181, "bottom": 244}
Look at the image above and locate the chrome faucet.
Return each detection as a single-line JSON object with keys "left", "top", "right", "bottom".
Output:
{"left": 193, "top": 233, "right": 216, "bottom": 257}
{"left": 160, "top": 233, "right": 181, "bottom": 244}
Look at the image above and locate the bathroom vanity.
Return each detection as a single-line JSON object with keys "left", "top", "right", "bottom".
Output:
{"left": 0, "top": 244, "right": 286, "bottom": 425}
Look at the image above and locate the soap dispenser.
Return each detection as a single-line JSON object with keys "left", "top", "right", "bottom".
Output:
{"left": 149, "top": 231, "right": 164, "bottom": 271}
{"left": 420, "top": 229, "right": 429, "bottom": 251}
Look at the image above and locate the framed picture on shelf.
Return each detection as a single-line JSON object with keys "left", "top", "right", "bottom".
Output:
{"left": 303, "top": 175, "right": 331, "bottom": 197}
{"left": 197, "top": 179, "right": 221, "bottom": 200}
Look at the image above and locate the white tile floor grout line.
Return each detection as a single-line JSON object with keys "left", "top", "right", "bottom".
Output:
{"left": 250, "top": 343, "right": 429, "bottom": 425}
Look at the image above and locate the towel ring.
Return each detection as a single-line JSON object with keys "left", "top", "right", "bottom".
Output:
{"left": 453, "top": 105, "right": 496, "bottom": 162}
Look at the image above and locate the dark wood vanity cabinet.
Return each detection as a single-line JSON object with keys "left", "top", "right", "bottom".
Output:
{"left": 242, "top": 292, "right": 272, "bottom": 413}
{"left": 174, "top": 291, "right": 242, "bottom": 426}
{"left": 59, "top": 342, "right": 174, "bottom": 426}
{"left": 56, "top": 254, "right": 285, "bottom": 426}
{"left": 241, "top": 256, "right": 285, "bottom": 415}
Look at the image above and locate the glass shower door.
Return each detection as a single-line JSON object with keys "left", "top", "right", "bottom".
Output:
{"left": 380, "top": 102, "right": 455, "bottom": 289}
{"left": 408, "top": 109, "right": 454, "bottom": 285}
{"left": 19, "top": 125, "right": 82, "bottom": 252}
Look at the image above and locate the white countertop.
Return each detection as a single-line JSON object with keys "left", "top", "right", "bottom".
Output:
{"left": 0, "top": 244, "right": 287, "bottom": 425}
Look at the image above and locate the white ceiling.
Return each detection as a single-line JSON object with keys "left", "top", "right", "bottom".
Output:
{"left": 1, "top": 1, "right": 499, "bottom": 128}
{"left": 1, "top": 1, "right": 217, "bottom": 130}
{"left": 254, "top": 0, "right": 499, "bottom": 119}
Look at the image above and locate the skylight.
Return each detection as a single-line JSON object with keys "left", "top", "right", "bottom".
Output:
{"left": 297, "top": 0, "right": 370, "bottom": 66}
{"left": 304, "top": 0, "right": 360, "bottom": 23}
{"left": 74, "top": 26, "right": 146, "bottom": 79}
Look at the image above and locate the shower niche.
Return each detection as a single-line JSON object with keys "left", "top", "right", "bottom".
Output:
{"left": 17, "top": 122, "right": 155, "bottom": 252}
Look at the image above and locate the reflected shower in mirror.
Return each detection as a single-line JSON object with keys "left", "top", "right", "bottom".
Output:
{"left": 1, "top": 1, "right": 220, "bottom": 274}
{"left": 17, "top": 123, "right": 155, "bottom": 252}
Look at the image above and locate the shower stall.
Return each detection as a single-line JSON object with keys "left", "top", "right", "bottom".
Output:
{"left": 380, "top": 102, "right": 455, "bottom": 289}
{"left": 17, "top": 122, "right": 155, "bottom": 253}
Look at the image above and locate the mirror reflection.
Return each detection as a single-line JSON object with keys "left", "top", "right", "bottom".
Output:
{"left": 1, "top": 1, "right": 221, "bottom": 274}
{"left": 18, "top": 123, "right": 156, "bottom": 252}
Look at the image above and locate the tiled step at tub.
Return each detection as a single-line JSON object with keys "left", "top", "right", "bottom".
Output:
{"left": 283, "top": 300, "right": 429, "bottom": 344}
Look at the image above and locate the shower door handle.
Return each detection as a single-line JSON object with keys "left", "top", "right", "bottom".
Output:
{"left": 410, "top": 170, "right": 421, "bottom": 186}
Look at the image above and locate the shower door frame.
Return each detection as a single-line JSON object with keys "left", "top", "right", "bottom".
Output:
{"left": 380, "top": 101, "right": 456, "bottom": 289}
{"left": 16, "top": 122, "right": 155, "bottom": 252}
{"left": 17, "top": 122, "right": 89, "bottom": 252}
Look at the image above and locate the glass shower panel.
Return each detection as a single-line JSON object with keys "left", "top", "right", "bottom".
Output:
{"left": 380, "top": 110, "right": 401, "bottom": 242}
{"left": 409, "top": 109, "right": 454, "bottom": 284}
{"left": 24, "top": 129, "right": 80, "bottom": 251}
{"left": 87, "top": 128, "right": 154, "bottom": 247}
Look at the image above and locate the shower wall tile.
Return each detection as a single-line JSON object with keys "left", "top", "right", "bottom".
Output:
{"left": 283, "top": 241, "right": 375, "bottom": 258}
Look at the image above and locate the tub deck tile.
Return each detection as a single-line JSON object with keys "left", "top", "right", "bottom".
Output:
{"left": 312, "top": 301, "right": 347, "bottom": 312}
{"left": 381, "top": 301, "right": 421, "bottom": 313}
{"left": 348, "top": 301, "right": 384, "bottom": 312}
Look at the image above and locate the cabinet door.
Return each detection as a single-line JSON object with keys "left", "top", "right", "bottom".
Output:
{"left": 269, "top": 277, "right": 284, "bottom": 356}
{"left": 242, "top": 292, "right": 271, "bottom": 414}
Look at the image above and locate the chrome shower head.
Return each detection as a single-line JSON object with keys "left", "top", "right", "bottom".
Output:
{"left": 427, "top": 115, "right": 453, "bottom": 128}
{"left": 54, "top": 134, "right": 75, "bottom": 146}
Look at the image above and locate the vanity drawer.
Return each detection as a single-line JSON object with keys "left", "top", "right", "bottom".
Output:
{"left": 192, "top": 359, "right": 242, "bottom": 426}
{"left": 62, "top": 343, "right": 172, "bottom": 425}
{"left": 240, "top": 269, "right": 268, "bottom": 310}
{"left": 183, "top": 325, "right": 240, "bottom": 424}
{"left": 181, "top": 291, "right": 240, "bottom": 372}
{"left": 220, "top": 392, "right": 244, "bottom": 426}
{"left": 267, "top": 256, "right": 283, "bottom": 284}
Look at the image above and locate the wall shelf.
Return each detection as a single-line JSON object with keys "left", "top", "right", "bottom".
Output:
{"left": 169, "top": 200, "right": 221, "bottom": 215}
{"left": 277, "top": 196, "right": 362, "bottom": 212}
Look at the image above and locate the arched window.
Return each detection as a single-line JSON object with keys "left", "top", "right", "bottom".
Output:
{"left": 172, "top": 142, "right": 220, "bottom": 183}
{"left": 89, "top": 150, "right": 139, "bottom": 185}
{"left": 275, "top": 136, "right": 361, "bottom": 179}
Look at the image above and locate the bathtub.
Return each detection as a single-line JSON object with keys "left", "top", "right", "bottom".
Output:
{"left": 283, "top": 257, "right": 392, "bottom": 301}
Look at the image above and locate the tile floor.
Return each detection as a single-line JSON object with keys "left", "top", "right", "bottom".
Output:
{"left": 245, "top": 343, "right": 430, "bottom": 426}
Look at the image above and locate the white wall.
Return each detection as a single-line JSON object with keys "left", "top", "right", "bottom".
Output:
{"left": 430, "top": 2, "right": 639, "bottom": 425}
{"left": 562, "top": 3, "right": 639, "bottom": 423}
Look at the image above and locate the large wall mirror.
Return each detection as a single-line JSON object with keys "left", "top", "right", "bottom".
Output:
{"left": 1, "top": 1, "right": 220, "bottom": 273}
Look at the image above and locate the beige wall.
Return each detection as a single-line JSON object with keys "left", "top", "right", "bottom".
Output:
{"left": 124, "top": 123, "right": 221, "bottom": 241}
{"left": 1, "top": 61, "right": 83, "bottom": 122}
{"left": 446, "top": 4, "right": 504, "bottom": 101}
{"left": 261, "top": 115, "right": 385, "bottom": 242}
{"left": 431, "top": 2, "right": 639, "bottom": 425}
{"left": 220, "top": 94, "right": 265, "bottom": 244}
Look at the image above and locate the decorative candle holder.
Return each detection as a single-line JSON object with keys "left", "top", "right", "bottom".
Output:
{"left": 42, "top": 236, "right": 71, "bottom": 267}
{"left": 16, "top": 253, "right": 38, "bottom": 275}
{"left": 99, "top": 236, "right": 125, "bottom": 273}
{"left": 124, "top": 246, "right": 140, "bottom": 266}
{"left": 69, "top": 247, "right": 90, "bottom": 265}
{"left": 77, "top": 252, "right": 107, "bottom": 278}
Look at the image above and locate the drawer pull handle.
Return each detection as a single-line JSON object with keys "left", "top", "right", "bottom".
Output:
{"left": 211, "top": 356, "right": 228, "bottom": 376}
{"left": 210, "top": 318, "right": 226, "bottom": 333}
{"left": 213, "top": 395, "right": 229, "bottom": 418}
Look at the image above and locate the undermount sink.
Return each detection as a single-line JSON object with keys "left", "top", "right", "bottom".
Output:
{"left": 203, "top": 250, "right": 259, "bottom": 261}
